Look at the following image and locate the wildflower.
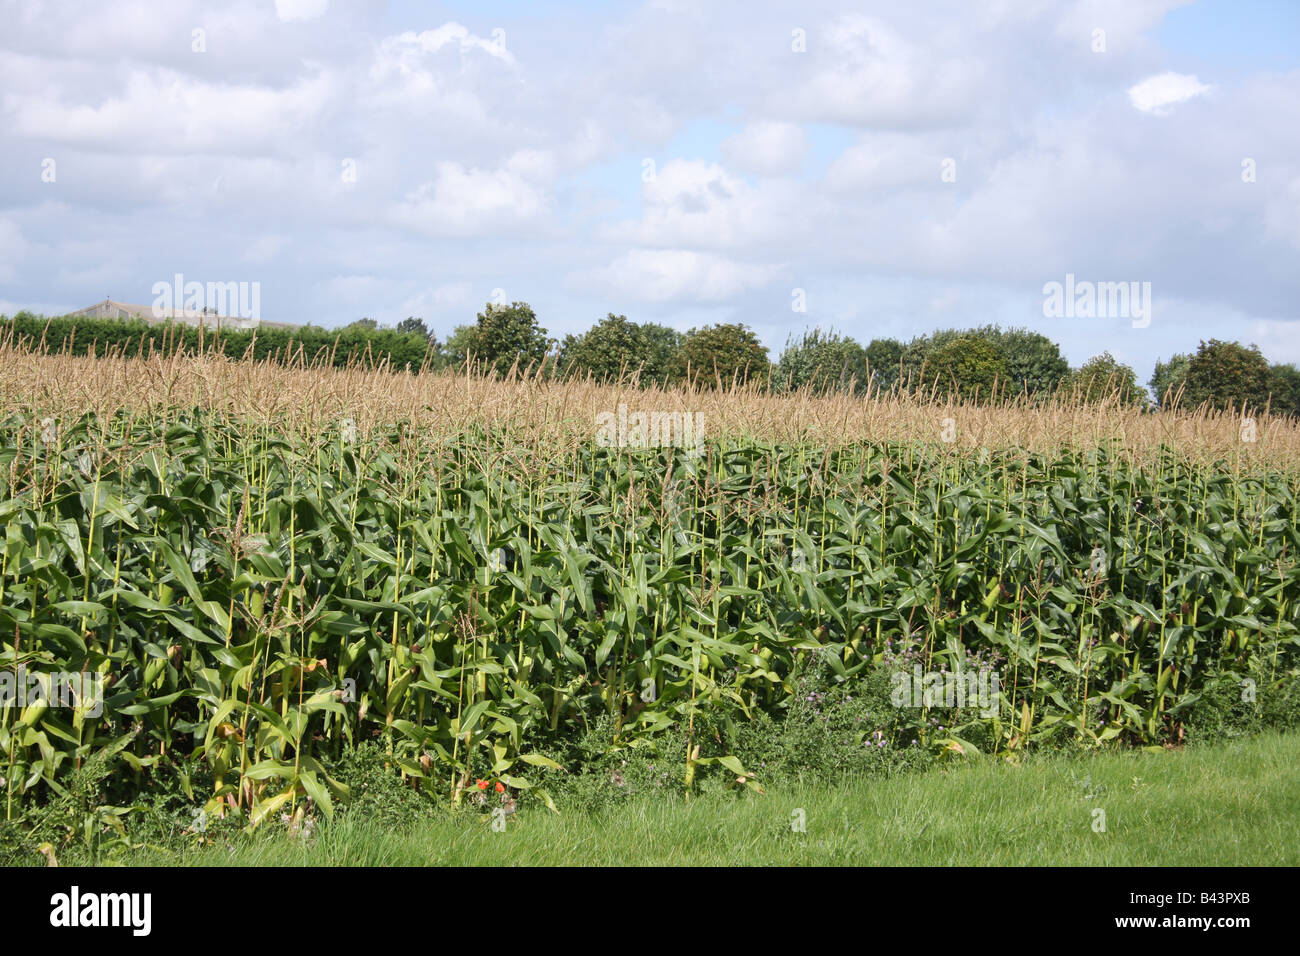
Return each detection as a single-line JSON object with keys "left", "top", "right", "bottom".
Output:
{"left": 495, "top": 781, "right": 505, "bottom": 793}
{"left": 476, "top": 779, "right": 488, "bottom": 790}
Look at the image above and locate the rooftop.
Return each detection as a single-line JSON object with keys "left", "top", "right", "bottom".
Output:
{"left": 69, "top": 299, "right": 297, "bottom": 331}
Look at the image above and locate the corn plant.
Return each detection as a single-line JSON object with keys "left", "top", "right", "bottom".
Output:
{"left": 1, "top": 408, "right": 1296, "bottom": 824}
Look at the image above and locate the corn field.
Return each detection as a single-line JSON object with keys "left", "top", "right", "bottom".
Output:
{"left": 2, "top": 359, "right": 1298, "bottom": 826}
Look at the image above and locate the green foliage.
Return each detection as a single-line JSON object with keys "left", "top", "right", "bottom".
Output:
{"left": 637, "top": 323, "right": 686, "bottom": 386}
{"left": 1267, "top": 363, "right": 1300, "bottom": 418}
{"left": 925, "top": 335, "right": 1009, "bottom": 400}
{"left": 395, "top": 317, "right": 434, "bottom": 341}
{"left": 774, "top": 328, "right": 868, "bottom": 395}
{"left": 864, "top": 338, "right": 905, "bottom": 391}
{"left": 2, "top": 412, "right": 1296, "bottom": 833}
{"left": 557, "top": 314, "right": 681, "bottom": 385}
{"left": 527, "top": 715, "right": 688, "bottom": 814}
{"left": 731, "top": 655, "right": 934, "bottom": 782}
{"left": 436, "top": 325, "right": 477, "bottom": 370}
{"left": 900, "top": 329, "right": 956, "bottom": 387}
{"left": 1149, "top": 354, "right": 1191, "bottom": 409}
{"left": 4, "top": 744, "right": 132, "bottom": 858}
{"left": 1064, "top": 352, "right": 1147, "bottom": 406}
{"left": 328, "top": 742, "right": 439, "bottom": 830}
{"left": 459, "top": 302, "right": 551, "bottom": 377}
{"left": 997, "top": 328, "right": 1071, "bottom": 396}
{"left": 900, "top": 326, "right": 1066, "bottom": 400}
{"left": 20, "top": 732, "right": 1297, "bottom": 866}
{"left": 8, "top": 308, "right": 1295, "bottom": 416}
{"left": 0, "top": 313, "right": 435, "bottom": 369}
{"left": 1183, "top": 339, "right": 1272, "bottom": 412}
{"left": 1182, "top": 671, "right": 1300, "bottom": 744}
{"left": 670, "top": 323, "right": 770, "bottom": 388}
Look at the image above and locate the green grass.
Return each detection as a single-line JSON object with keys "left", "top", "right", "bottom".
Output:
{"left": 110, "top": 732, "right": 1298, "bottom": 866}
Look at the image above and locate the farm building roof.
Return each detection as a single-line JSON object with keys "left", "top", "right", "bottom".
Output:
{"left": 69, "top": 299, "right": 297, "bottom": 331}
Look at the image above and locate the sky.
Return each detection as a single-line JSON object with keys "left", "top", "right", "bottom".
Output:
{"left": 1, "top": 0, "right": 1297, "bottom": 385}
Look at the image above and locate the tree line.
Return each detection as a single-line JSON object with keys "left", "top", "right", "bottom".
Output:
{"left": 416, "top": 304, "right": 1300, "bottom": 414}
{"left": 4, "top": 305, "right": 1298, "bottom": 415}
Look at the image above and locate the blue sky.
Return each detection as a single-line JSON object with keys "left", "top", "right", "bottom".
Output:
{"left": 1157, "top": 0, "right": 1300, "bottom": 72}
{"left": 1, "top": 0, "right": 1297, "bottom": 387}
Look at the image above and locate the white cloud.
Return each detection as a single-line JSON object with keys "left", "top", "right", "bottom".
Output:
{"left": 390, "top": 153, "right": 554, "bottom": 237}
{"left": 581, "top": 249, "right": 776, "bottom": 303}
{"left": 1128, "top": 71, "right": 1213, "bottom": 114}
{"left": 6, "top": 68, "right": 334, "bottom": 153}
{"left": 375, "top": 24, "right": 516, "bottom": 71}
{"left": 323, "top": 275, "right": 386, "bottom": 303}
{"left": 0, "top": 219, "right": 24, "bottom": 282}
{"left": 244, "top": 235, "right": 288, "bottom": 262}
{"left": 1264, "top": 175, "right": 1300, "bottom": 249}
{"left": 276, "top": 0, "right": 328, "bottom": 23}
{"left": 825, "top": 133, "right": 949, "bottom": 192}
{"left": 1053, "top": 0, "right": 1186, "bottom": 49}
{"left": 397, "top": 282, "right": 475, "bottom": 321}
{"left": 770, "top": 14, "right": 983, "bottom": 127}
{"left": 0, "top": 0, "right": 1295, "bottom": 381}
{"left": 605, "top": 160, "right": 807, "bottom": 250}
{"left": 1247, "top": 318, "right": 1300, "bottom": 364}
{"left": 720, "top": 122, "right": 808, "bottom": 176}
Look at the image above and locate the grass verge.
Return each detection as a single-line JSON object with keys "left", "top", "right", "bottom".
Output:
{"left": 56, "top": 732, "right": 1296, "bottom": 867}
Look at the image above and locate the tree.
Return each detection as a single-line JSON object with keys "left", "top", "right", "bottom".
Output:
{"left": 396, "top": 316, "right": 433, "bottom": 340}
{"left": 996, "top": 328, "right": 1070, "bottom": 397}
{"left": 1267, "top": 363, "right": 1300, "bottom": 418}
{"left": 1063, "top": 352, "right": 1145, "bottom": 406}
{"left": 924, "top": 335, "right": 1009, "bottom": 401}
{"left": 435, "top": 325, "right": 477, "bottom": 371}
{"left": 1149, "top": 353, "right": 1191, "bottom": 409}
{"left": 460, "top": 302, "right": 550, "bottom": 377}
{"left": 636, "top": 323, "right": 685, "bottom": 387}
{"left": 2, "top": 311, "right": 436, "bottom": 368}
{"left": 670, "top": 323, "right": 770, "bottom": 389}
{"left": 864, "top": 338, "right": 904, "bottom": 392}
{"left": 348, "top": 317, "right": 379, "bottom": 330}
{"left": 900, "top": 328, "right": 961, "bottom": 390}
{"left": 774, "top": 328, "right": 868, "bottom": 395}
{"left": 897, "top": 325, "right": 1066, "bottom": 399}
{"left": 1183, "top": 339, "right": 1271, "bottom": 412}
{"left": 557, "top": 314, "right": 681, "bottom": 385}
